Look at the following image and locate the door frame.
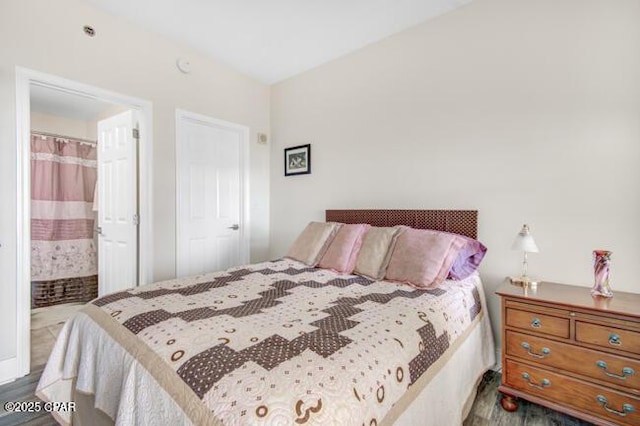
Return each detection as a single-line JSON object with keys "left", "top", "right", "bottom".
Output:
{"left": 15, "top": 67, "right": 154, "bottom": 378}
{"left": 175, "top": 109, "right": 250, "bottom": 277}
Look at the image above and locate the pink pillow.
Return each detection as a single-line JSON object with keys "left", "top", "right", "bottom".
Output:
{"left": 385, "top": 228, "right": 466, "bottom": 289}
{"left": 319, "top": 224, "right": 370, "bottom": 273}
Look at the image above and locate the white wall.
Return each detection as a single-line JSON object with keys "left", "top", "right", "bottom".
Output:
{"left": 0, "top": 0, "right": 270, "bottom": 365}
{"left": 32, "top": 106, "right": 129, "bottom": 141}
{"left": 31, "top": 111, "right": 95, "bottom": 140}
{"left": 270, "top": 0, "right": 640, "bottom": 350}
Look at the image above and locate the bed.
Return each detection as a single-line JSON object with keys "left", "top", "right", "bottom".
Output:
{"left": 37, "top": 209, "right": 495, "bottom": 425}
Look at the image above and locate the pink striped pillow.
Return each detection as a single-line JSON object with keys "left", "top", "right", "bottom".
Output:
{"left": 319, "top": 224, "right": 370, "bottom": 273}
{"left": 385, "top": 228, "right": 466, "bottom": 289}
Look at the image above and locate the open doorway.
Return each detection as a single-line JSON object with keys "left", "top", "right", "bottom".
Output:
{"left": 15, "top": 68, "right": 154, "bottom": 378}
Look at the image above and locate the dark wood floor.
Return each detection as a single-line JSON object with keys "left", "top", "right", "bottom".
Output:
{"left": 0, "top": 366, "right": 55, "bottom": 426}
{"left": 1, "top": 368, "right": 595, "bottom": 426}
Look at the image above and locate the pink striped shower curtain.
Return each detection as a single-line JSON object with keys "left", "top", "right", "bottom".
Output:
{"left": 31, "top": 134, "right": 98, "bottom": 307}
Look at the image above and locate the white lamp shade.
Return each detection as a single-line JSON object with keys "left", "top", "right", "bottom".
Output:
{"left": 511, "top": 224, "right": 539, "bottom": 253}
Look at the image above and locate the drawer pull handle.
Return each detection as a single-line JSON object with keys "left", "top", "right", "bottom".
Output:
{"left": 596, "top": 361, "right": 635, "bottom": 380}
{"left": 595, "top": 395, "right": 635, "bottom": 417}
{"left": 530, "top": 318, "right": 542, "bottom": 328}
{"left": 521, "top": 342, "right": 551, "bottom": 359}
{"left": 609, "top": 334, "right": 622, "bottom": 346}
{"left": 521, "top": 372, "right": 551, "bottom": 390}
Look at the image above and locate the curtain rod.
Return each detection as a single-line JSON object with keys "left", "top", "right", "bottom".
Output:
{"left": 31, "top": 130, "right": 97, "bottom": 146}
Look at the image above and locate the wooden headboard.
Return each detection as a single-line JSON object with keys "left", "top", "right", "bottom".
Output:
{"left": 325, "top": 209, "right": 478, "bottom": 240}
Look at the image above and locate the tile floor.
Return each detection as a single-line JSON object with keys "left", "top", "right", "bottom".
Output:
{"left": 30, "top": 303, "right": 84, "bottom": 369}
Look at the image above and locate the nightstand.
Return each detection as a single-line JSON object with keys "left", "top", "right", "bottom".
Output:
{"left": 496, "top": 281, "right": 640, "bottom": 426}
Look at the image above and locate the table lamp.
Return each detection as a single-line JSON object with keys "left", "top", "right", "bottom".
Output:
{"left": 510, "top": 224, "right": 539, "bottom": 286}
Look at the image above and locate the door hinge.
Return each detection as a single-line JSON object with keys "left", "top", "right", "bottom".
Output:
{"left": 133, "top": 213, "right": 140, "bottom": 225}
{"left": 132, "top": 128, "right": 140, "bottom": 139}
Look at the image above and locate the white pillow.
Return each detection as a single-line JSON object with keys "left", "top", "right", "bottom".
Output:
{"left": 353, "top": 226, "right": 406, "bottom": 280}
{"left": 286, "top": 222, "right": 341, "bottom": 266}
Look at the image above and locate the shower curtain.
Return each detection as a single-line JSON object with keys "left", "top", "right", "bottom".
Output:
{"left": 31, "top": 134, "right": 98, "bottom": 308}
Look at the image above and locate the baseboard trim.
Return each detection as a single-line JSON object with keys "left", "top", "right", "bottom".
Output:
{"left": 0, "top": 357, "right": 17, "bottom": 385}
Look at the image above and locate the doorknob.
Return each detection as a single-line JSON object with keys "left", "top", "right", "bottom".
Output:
{"left": 95, "top": 226, "right": 103, "bottom": 235}
{"left": 227, "top": 224, "right": 240, "bottom": 231}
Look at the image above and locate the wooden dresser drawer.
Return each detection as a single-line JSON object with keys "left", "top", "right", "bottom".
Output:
{"left": 498, "top": 282, "right": 640, "bottom": 425}
{"left": 505, "top": 359, "right": 640, "bottom": 425}
{"left": 506, "top": 307, "right": 569, "bottom": 339}
{"left": 506, "top": 330, "right": 640, "bottom": 393}
{"left": 576, "top": 321, "right": 640, "bottom": 357}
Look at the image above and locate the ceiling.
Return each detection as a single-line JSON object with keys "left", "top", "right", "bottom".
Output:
{"left": 84, "top": 0, "right": 472, "bottom": 84}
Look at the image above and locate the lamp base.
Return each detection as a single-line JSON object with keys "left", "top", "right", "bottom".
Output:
{"left": 509, "top": 276, "right": 540, "bottom": 287}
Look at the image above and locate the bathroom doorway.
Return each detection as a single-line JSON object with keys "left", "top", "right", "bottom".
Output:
{"left": 15, "top": 68, "right": 154, "bottom": 377}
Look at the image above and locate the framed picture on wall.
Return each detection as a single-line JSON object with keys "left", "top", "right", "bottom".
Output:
{"left": 284, "top": 144, "right": 311, "bottom": 176}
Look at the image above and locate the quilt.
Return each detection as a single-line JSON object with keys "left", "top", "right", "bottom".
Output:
{"left": 38, "top": 259, "right": 484, "bottom": 425}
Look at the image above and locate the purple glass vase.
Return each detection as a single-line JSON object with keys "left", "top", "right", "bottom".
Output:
{"left": 591, "top": 250, "right": 613, "bottom": 298}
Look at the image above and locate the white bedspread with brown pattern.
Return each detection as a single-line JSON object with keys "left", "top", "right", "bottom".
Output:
{"left": 37, "top": 259, "right": 487, "bottom": 425}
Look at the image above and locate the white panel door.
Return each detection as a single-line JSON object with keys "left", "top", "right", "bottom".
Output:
{"left": 97, "top": 110, "right": 138, "bottom": 295}
{"left": 176, "top": 111, "right": 248, "bottom": 277}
